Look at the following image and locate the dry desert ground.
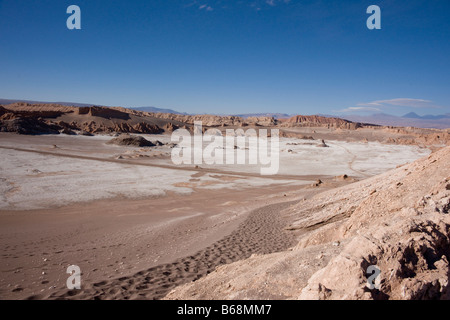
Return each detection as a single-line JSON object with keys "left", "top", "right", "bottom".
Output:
{"left": 1, "top": 104, "right": 449, "bottom": 300}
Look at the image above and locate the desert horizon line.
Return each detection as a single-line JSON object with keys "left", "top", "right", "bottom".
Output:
{"left": 1, "top": 97, "right": 448, "bottom": 118}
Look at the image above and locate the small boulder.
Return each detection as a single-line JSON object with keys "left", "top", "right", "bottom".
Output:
{"left": 79, "top": 130, "right": 94, "bottom": 136}
{"left": 107, "top": 135, "right": 156, "bottom": 147}
{"left": 316, "top": 139, "right": 329, "bottom": 148}
{"left": 152, "top": 140, "right": 164, "bottom": 146}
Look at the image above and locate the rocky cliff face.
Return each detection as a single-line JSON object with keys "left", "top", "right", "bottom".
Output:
{"left": 0, "top": 104, "right": 164, "bottom": 135}
{"left": 76, "top": 120, "right": 163, "bottom": 134}
{"left": 2, "top": 102, "right": 76, "bottom": 113}
{"left": 295, "top": 147, "right": 450, "bottom": 299}
{"left": 75, "top": 106, "right": 131, "bottom": 120}
{"left": 381, "top": 127, "right": 450, "bottom": 146}
{"left": 0, "top": 103, "right": 279, "bottom": 133}
{"left": 282, "top": 115, "right": 363, "bottom": 130}
{"left": 144, "top": 113, "right": 241, "bottom": 126}
{"left": 0, "top": 104, "right": 63, "bottom": 134}
{"left": 0, "top": 106, "right": 8, "bottom": 116}
{"left": 0, "top": 117, "right": 61, "bottom": 135}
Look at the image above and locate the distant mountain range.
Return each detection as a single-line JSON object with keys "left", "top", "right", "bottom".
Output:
{"left": 0, "top": 99, "right": 291, "bottom": 118}
{"left": 130, "top": 106, "right": 188, "bottom": 115}
{"left": 233, "top": 113, "right": 291, "bottom": 119}
{"left": 402, "top": 112, "right": 450, "bottom": 120}
{"left": 2, "top": 98, "right": 449, "bottom": 129}
{"left": 342, "top": 112, "right": 450, "bottom": 129}
{"left": 0, "top": 98, "right": 94, "bottom": 108}
{"left": 0, "top": 99, "right": 188, "bottom": 115}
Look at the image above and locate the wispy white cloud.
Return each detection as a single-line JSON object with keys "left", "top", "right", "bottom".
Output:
{"left": 199, "top": 4, "right": 213, "bottom": 11}
{"left": 337, "top": 106, "right": 381, "bottom": 113}
{"left": 336, "top": 98, "right": 444, "bottom": 114}
{"left": 357, "top": 98, "right": 441, "bottom": 109}
{"left": 187, "top": 0, "right": 291, "bottom": 12}
{"left": 265, "top": 0, "right": 291, "bottom": 7}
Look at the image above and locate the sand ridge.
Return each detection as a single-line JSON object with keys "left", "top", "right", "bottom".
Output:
{"left": 30, "top": 200, "right": 298, "bottom": 300}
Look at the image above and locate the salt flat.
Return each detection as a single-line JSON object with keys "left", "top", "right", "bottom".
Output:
{"left": 158, "top": 136, "right": 430, "bottom": 177}
{"left": 0, "top": 133, "right": 429, "bottom": 210}
{"left": 277, "top": 139, "right": 430, "bottom": 177}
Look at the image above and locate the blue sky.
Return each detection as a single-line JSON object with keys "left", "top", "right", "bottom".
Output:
{"left": 0, "top": 0, "right": 449, "bottom": 116}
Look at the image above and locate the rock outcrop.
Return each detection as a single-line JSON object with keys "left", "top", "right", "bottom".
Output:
{"left": 75, "top": 106, "right": 131, "bottom": 120}
{"left": 281, "top": 115, "right": 362, "bottom": 130}
{"left": 316, "top": 139, "right": 329, "bottom": 148}
{"left": 106, "top": 135, "right": 156, "bottom": 147}
{"left": 0, "top": 117, "right": 61, "bottom": 135}
{"left": 80, "top": 121, "right": 163, "bottom": 135}
{"left": 1, "top": 104, "right": 164, "bottom": 135}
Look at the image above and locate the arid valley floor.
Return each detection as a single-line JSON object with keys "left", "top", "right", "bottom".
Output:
{"left": 1, "top": 103, "right": 449, "bottom": 300}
